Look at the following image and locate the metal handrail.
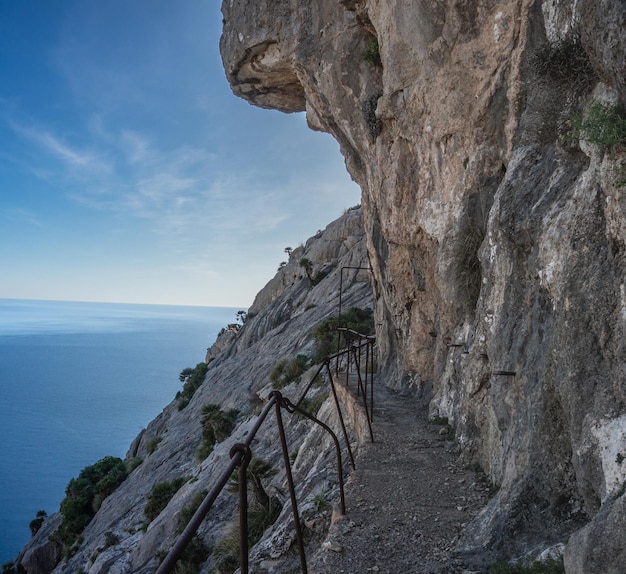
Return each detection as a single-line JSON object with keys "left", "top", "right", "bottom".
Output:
{"left": 337, "top": 328, "right": 376, "bottom": 433}
{"left": 155, "top": 397, "right": 278, "bottom": 574}
{"left": 155, "top": 330, "right": 375, "bottom": 574}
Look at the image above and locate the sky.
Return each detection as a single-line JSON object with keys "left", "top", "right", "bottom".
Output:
{"left": 0, "top": 1, "right": 360, "bottom": 308}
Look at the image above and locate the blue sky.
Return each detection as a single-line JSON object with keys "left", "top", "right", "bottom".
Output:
{"left": 0, "top": 1, "right": 359, "bottom": 307}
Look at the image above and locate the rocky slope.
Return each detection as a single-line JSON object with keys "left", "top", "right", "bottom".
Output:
{"left": 220, "top": 0, "right": 626, "bottom": 571}
{"left": 13, "top": 209, "right": 373, "bottom": 573}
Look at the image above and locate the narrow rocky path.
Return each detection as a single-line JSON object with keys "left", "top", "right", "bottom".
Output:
{"left": 310, "top": 383, "right": 491, "bottom": 574}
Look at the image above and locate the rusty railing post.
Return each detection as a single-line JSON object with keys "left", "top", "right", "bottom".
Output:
{"left": 351, "top": 345, "right": 374, "bottom": 443}
{"left": 270, "top": 391, "right": 308, "bottom": 574}
{"left": 156, "top": 329, "right": 376, "bottom": 574}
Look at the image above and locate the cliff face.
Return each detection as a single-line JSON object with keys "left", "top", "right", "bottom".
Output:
{"left": 221, "top": 0, "right": 626, "bottom": 569}
{"left": 15, "top": 210, "right": 373, "bottom": 573}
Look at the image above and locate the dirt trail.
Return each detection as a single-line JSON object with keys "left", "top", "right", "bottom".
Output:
{"left": 310, "top": 383, "right": 491, "bottom": 574}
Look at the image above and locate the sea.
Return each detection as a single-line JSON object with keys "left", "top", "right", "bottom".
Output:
{"left": 0, "top": 299, "right": 239, "bottom": 565}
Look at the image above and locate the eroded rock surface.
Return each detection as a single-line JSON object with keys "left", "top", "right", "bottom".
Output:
{"left": 12, "top": 2, "right": 626, "bottom": 571}
{"left": 221, "top": 0, "right": 626, "bottom": 570}
{"left": 13, "top": 210, "right": 373, "bottom": 573}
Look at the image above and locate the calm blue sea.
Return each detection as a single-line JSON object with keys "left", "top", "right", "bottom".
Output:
{"left": 0, "top": 299, "right": 238, "bottom": 564}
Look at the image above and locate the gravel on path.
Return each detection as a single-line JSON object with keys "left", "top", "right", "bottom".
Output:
{"left": 309, "top": 384, "right": 492, "bottom": 574}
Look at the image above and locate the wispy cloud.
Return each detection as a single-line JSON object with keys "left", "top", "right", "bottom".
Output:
{"left": 54, "top": 126, "right": 223, "bottom": 246}
{"left": 6, "top": 111, "right": 354, "bottom": 259}
{"left": 9, "top": 119, "right": 111, "bottom": 174}
{"left": 6, "top": 114, "right": 214, "bottom": 232}
{"left": 2, "top": 208, "right": 44, "bottom": 228}
{"left": 113, "top": 139, "right": 213, "bottom": 225}
{"left": 0, "top": 1, "right": 361, "bottom": 306}
{"left": 120, "top": 130, "right": 151, "bottom": 165}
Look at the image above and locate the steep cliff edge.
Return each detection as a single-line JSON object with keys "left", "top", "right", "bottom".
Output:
{"left": 221, "top": 0, "right": 626, "bottom": 570}
{"left": 13, "top": 210, "right": 373, "bottom": 573}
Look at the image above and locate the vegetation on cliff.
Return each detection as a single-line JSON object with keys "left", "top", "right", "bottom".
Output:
{"left": 196, "top": 404, "right": 240, "bottom": 461}
{"left": 176, "top": 362, "right": 209, "bottom": 410}
{"left": 56, "top": 456, "right": 127, "bottom": 557}
{"left": 12, "top": 204, "right": 372, "bottom": 571}
{"left": 566, "top": 101, "right": 626, "bottom": 152}
{"left": 312, "top": 306, "right": 374, "bottom": 363}
{"left": 144, "top": 478, "right": 187, "bottom": 524}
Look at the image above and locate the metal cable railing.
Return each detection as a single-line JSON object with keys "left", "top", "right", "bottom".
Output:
{"left": 155, "top": 331, "right": 376, "bottom": 574}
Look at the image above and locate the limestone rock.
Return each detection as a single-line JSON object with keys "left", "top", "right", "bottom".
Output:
{"left": 14, "top": 0, "right": 626, "bottom": 570}
{"left": 12, "top": 209, "right": 372, "bottom": 573}
{"left": 16, "top": 513, "right": 62, "bottom": 574}
{"left": 564, "top": 493, "right": 626, "bottom": 574}
{"left": 220, "top": 0, "right": 626, "bottom": 569}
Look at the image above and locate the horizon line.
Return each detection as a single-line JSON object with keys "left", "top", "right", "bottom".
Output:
{"left": 0, "top": 297, "right": 246, "bottom": 310}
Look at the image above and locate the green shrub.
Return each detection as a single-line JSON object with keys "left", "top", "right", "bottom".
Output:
{"left": 311, "top": 490, "right": 331, "bottom": 511}
{"left": 312, "top": 307, "right": 374, "bottom": 363}
{"left": 247, "top": 498, "right": 282, "bottom": 545}
{"left": 146, "top": 436, "right": 162, "bottom": 455}
{"left": 178, "top": 535, "right": 209, "bottom": 573}
{"left": 126, "top": 456, "right": 143, "bottom": 473}
{"left": 102, "top": 531, "right": 119, "bottom": 549}
{"left": 299, "top": 258, "right": 313, "bottom": 282}
{"left": 363, "top": 39, "right": 382, "bottom": 67}
{"left": 212, "top": 498, "right": 282, "bottom": 574}
{"left": 212, "top": 535, "right": 240, "bottom": 574}
{"left": 158, "top": 535, "right": 208, "bottom": 574}
{"left": 195, "top": 441, "right": 214, "bottom": 462}
{"left": 29, "top": 510, "right": 47, "bottom": 536}
{"left": 196, "top": 404, "right": 239, "bottom": 461}
{"left": 270, "top": 355, "right": 310, "bottom": 389}
{"left": 144, "top": 478, "right": 186, "bottom": 523}
{"left": 213, "top": 457, "right": 282, "bottom": 574}
{"left": 431, "top": 415, "right": 449, "bottom": 426}
{"left": 57, "top": 456, "right": 127, "bottom": 555}
{"left": 203, "top": 405, "right": 239, "bottom": 442}
{"left": 311, "top": 268, "right": 329, "bottom": 286}
{"left": 566, "top": 101, "right": 626, "bottom": 152}
{"left": 344, "top": 204, "right": 362, "bottom": 213}
{"left": 176, "top": 363, "right": 209, "bottom": 410}
{"left": 489, "top": 557, "right": 564, "bottom": 574}
{"left": 298, "top": 391, "right": 329, "bottom": 417}
{"left": 177, "top": 490, "right": 208, "bottom": 533}
{"left": 290, "top": 447, "right": 299, "bottom": 463}
{"left": 227, "top": 457, "right": 275, "bottom": 509}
